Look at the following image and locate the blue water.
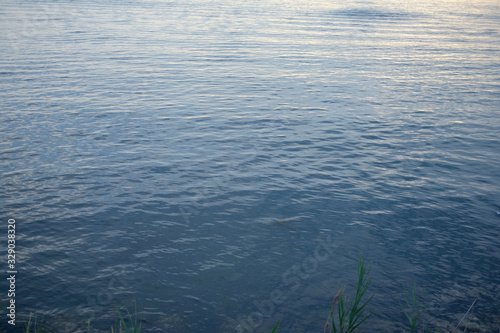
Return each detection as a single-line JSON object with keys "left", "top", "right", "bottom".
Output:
{"left": 1, "top": 0, "right": 500, "bottom": 331}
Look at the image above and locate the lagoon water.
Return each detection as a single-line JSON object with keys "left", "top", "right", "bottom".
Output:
{"left": 1, "top": 0, "right": 500, "bottom": 331}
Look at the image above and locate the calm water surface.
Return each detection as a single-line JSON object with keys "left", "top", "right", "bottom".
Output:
{"left": 1, "top": 0, "right": 500, "bottom": 331}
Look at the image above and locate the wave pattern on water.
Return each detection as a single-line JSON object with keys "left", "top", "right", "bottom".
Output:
{"left": 1, "top": 0, "right": 500, "bottom": 331}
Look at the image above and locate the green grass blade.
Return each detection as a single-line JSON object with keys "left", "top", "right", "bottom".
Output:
{"left": 271, "top": 321, "right": 280, "bottom": 333}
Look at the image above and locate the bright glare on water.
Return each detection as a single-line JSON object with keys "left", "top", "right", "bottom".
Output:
{"left": 1, "top": 0, "right": 499, "bottom": 331}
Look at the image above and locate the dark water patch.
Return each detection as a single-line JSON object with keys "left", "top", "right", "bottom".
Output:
{"left": 329, "top": 7, "right": 416, "bottom": 21}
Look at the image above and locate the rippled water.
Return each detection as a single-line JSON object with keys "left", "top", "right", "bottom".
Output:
{"left": 1, "top": 0, "right": 500, "bottom": 331}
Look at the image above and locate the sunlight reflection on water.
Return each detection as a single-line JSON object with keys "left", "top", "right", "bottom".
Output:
{"left": 1, "top": 0, "right": 499, "bottom": 331}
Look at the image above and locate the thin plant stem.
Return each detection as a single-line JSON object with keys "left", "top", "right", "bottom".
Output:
{"left": 454, "top": 298, "right": 477, "bottom": 332}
